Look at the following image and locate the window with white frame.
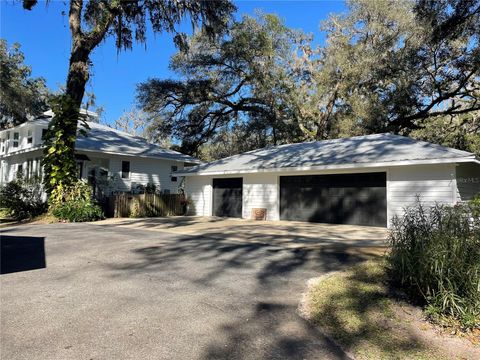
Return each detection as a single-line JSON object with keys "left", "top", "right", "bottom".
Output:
{"left": 27, "top": 129, "right": 33, "bottom": 144}
{"left": 3, "top": 163, "right": 9, "bottom": 182}
{"left": 0, "top": 138, "right": 4, "bottom": 153}
{"left": 13, "top": 132, "right": 19, "bottom": 148}
{"left": 26, "top": 159, "right": 35, "bottom": 179}
{"left": 34, "top": 157, "right": 43, "bottom": 179}
{"left": 6, "top": 132, "right": 10, "bottom": 152}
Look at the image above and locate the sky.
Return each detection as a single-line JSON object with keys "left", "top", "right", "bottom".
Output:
{"left": 0, "top": 0, "right": 346, "bottom": 124}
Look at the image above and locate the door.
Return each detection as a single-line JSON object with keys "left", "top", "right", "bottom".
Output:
{"left": 212, "top": 178, "right": 243, "bottom": 218}
{"left": 280, "top": 172, "right": 387, "bottom": 227}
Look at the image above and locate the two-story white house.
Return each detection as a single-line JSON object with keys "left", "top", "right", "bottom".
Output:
{"left": 0, "top": 110, "right": 200, "bottom": 196}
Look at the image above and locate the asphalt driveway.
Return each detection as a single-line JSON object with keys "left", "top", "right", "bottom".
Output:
{"left": 96, "top": 216, "right": 388, "bottom": 250}
{"left": 1, "top": 220, "right": 385, "bottom": 360}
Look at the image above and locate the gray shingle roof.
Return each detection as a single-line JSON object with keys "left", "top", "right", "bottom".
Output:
{"left": 76, "top": 122, "right": 200, "bottom": 163}
{"left": 178, "top": 133, "right": 477, "bottom": 175}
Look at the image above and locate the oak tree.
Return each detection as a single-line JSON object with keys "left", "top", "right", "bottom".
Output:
{"left": 137, "top": 14, "right": 307, "bottom": 156}
{"left": 22, "top": 0, "right": 235, "bottom": 194}
{"left": 0, "top": 40, "right": 49, "bottom": 129}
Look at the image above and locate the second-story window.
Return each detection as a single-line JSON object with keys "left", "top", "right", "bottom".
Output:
{"left": 27, "top": 129, "right": 33, "bottom": 144}
{"left": 13, "top": 132, "right": 19, "bottom": 148}
{"left": 0, "top": 139, "right": 4, "bottom": 153}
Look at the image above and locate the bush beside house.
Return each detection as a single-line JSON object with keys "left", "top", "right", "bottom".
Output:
{"left": 301, "top": 197, "right": 480, "bottom": 359}
{"left": 0, "top": 176, "right": 187, "bottom": 223}
{"left": 0, "top": 175, "right": 47, "bottom": 220}
{"left": 49, "top": 180, "right": 104, "bottom": 222}
{"left": 387, "top": 198, "right": 480, "bottom": 329}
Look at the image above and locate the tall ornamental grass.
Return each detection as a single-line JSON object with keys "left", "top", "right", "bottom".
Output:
{"left": 387, "top": 198, "right": 480, "bottom": 329}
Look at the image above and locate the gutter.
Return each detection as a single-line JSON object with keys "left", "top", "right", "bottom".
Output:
{"left": 175, "top": 156, "right": 479, "bottom": 177}
{"left": 0, "top": 146, "right": 44, "bottom": 159}
{"left": 0, "top": 146, "right": 200, "bottom": 165}
{"left": 76, "top": 148, "right": 201, "bottom": 164}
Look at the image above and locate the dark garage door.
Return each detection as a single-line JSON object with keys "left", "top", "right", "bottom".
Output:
{"left": 280, "top": 173, "right": 387, "bottom": 227}
{"left": 212, "top": 178, "right": 243, "bottom": 218}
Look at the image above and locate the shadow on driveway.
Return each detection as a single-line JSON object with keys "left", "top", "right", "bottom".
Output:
{"left": 1, "top": 223, "right": 379, "bottom": 359}
{"left": 107, "top": 232, "right": 370, "bottom": 359}
{"left": 1, "top": 235, "right": 46, "bottom": 275}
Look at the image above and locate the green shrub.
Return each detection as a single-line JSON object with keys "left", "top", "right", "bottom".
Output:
{"left": 129, "top": 198, "right": 141, "bottom": 218}
{"left": 0, "top": 176, "right": 47, "bottom": 220}
{"left": 145, "top": 183, "right": 157, "bottom": 194}
{"left": 387, "top": 199, "right": 480, "bottom": 329}
{"left": 470, "top": 193, "right": 480, "bottom": 218}
{"left": 49, "top": 180, "right": 104, "bottom": 222}
{"left": 135, "top": 183, "right": 157, "bottom": 194}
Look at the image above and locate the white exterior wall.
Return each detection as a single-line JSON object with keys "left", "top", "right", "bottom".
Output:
{"left": 387, "top": 164, "right": 457, "bottom": 227}
{"left": 0, "top": 149, "right": 44, "bottom": 185}
{"left": 184, "top": 175, "right": 212, "bottom": 216}
{"left": 0, "top": 122, "right": 47, "bottom": 157}
{"left": 0, "top": 149, "right": 185, "bottom": 194}
{"left": 242, "top": 173, "right": 279, "bottom": 220}
{"left": 80, "top": 152, "right": 184, "bottom": 193}
{"left": 185, "top": 163, "right": 461, "bottom": 228}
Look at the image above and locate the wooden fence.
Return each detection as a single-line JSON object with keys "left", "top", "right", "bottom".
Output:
{"left": 107, "top": 193, "right": 186, "bottom": 218}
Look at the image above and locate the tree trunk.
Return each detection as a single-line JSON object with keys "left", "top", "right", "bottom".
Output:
{"left": 42, "top": 0, "right": 99, "bottom": 194}
{"left": 43, "top": 42, "right": 92, "bottom": 194}
{"left": 62, "top": 0, "right": 88, "bottom": 150}
{"left": 66, "top": 45, "right": 90, "bottom": 105}
{"left": 63, "top": 43, "right": 91, "bottom": 151}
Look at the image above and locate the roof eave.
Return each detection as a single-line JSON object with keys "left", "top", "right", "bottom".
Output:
{"left": 0, "top": 146, "right": 200, "bottom": 164}
{"left": 175, "top": 156, "right": 478, "bottom": 176}
{"left": 0, "top": 146, "right": 44, "bottom": 159}
{"left": 76, "top": 147, "right": 201, "bottom": 163}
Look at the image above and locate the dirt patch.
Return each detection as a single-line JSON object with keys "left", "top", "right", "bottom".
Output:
{"left": 0, "top": 213, "right": 58, "bottom": 228}
{"left": 392, "top": 303, "right": 480, "bottom": 360}
{"left": 299, "top": 260, "right": 480, "bottom": 360}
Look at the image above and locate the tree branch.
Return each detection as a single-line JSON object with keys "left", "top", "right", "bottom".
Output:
{"left": 83, "top": 2, "right": 118, "bottom": 51}
{"left": 69, "top": 0, "right": 83, "bottom": 42}
{"left": 390, "top": 68, "right": 479, "bottom": 128}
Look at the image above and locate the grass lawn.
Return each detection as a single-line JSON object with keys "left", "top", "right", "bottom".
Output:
{"left": 300, "top": 260, "right": 480, "bottom": 360}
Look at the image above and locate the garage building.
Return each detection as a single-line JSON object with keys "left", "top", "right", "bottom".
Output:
{"left": 176, "top": 134, "right": 480, "bottom": 228}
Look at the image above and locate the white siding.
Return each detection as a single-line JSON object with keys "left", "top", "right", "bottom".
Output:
{"left": 185, "top": 164, "right": 460, "bottom": 228}
{"left": 0, "top": 122, "right": 45, "bottom": 156}
{"left": 456, "top": 163, "right": 480, "bottom": 201}
{"left": 185, "top": 174, "right": 280, "bottom": 219}
{"left": 109, "top": 157, "right": 130, "bottom": 192}
{"left": 106, "top": 154, "right": 184, "bottom": 193}
{"left": 34, "top": 126, "right": 48, "bottom": 146}
{"left": 185, "top": 176, "right": 212, "bottom": 216}
{"left": 0, "top": 150, "right": 185, "bottom": 194}
{"left": 0, "top": 149, "right": 43, "bottom": 184}
{"left": 242, "top": 173, "right": 279, "bottom": 220}
{"left": 387, "top": 164, "right": 456, "bottom": 226}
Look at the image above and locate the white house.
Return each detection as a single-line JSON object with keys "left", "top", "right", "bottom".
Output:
{"left": 177, "top": 134, "right": 480, "bottom": 228}
{"left": 0, "top": 110, "right": 200, "bottom": 195}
